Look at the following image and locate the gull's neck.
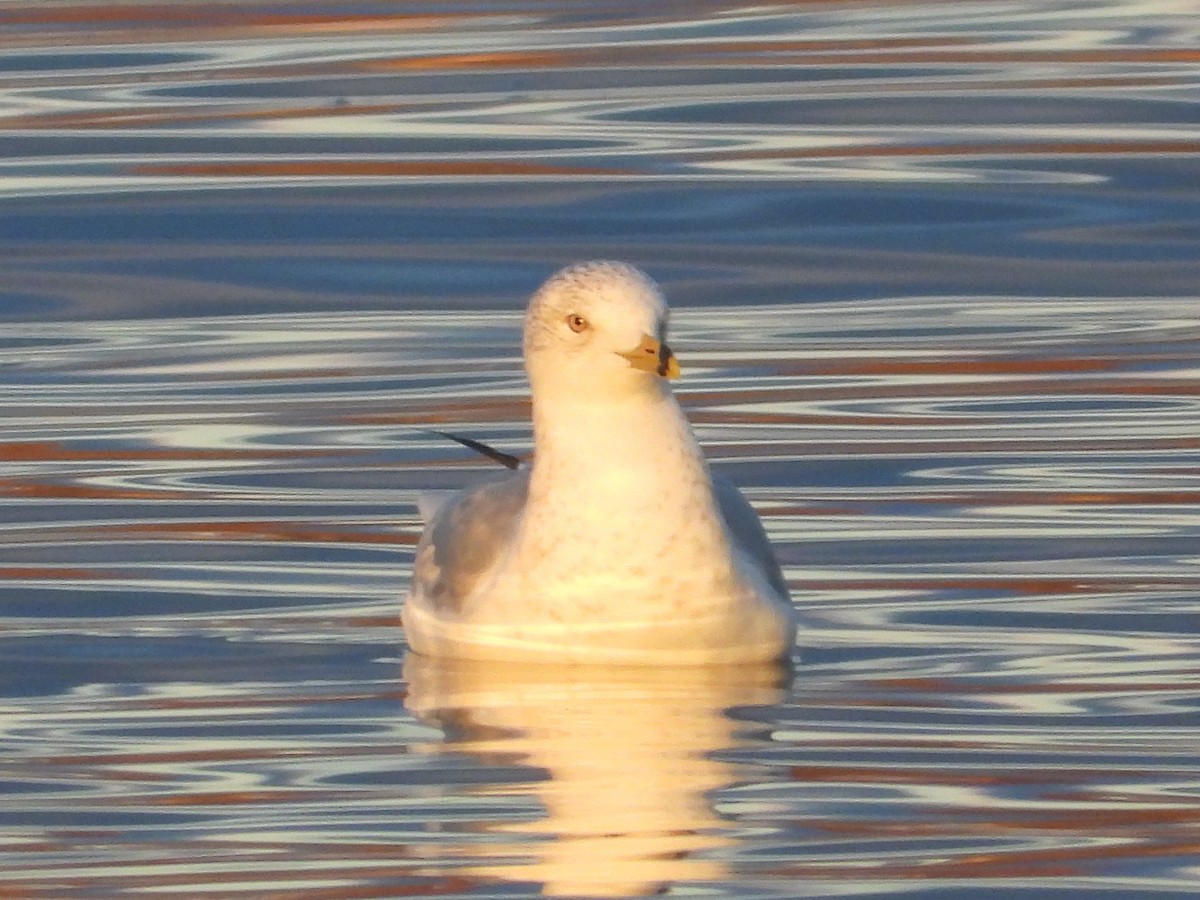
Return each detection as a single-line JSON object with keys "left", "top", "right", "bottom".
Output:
{"left": 529, "top": 381, "right": 703, "bottom": 498}
{"left": 517, "top": 380, "right": 735, "bottom": 588}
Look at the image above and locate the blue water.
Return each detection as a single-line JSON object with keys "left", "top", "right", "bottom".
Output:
{"left": 1, "top": 2, "right": 1198, "bottom": 896}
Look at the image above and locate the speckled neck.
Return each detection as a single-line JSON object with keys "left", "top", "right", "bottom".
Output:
{"left": 515, "top": 383, "right": 737, "bottom": 602}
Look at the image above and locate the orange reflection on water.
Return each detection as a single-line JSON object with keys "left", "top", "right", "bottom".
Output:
{"left": 405, "top": 656, "right": 788, "bottom": 897}
{"left": 109, "top": 520, "right": 416, "bottom": 545}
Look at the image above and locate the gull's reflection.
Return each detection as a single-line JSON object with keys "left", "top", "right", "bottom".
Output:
{"left": 403, "top": 654, "right": 790, "bottom": 897}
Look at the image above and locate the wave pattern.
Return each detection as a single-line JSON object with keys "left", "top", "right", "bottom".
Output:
{"left": 1, "top": 296, "right": 1198, "bottom": 896}
{"left": 1, "top": 0, "right": 1199, "bottom": 897}
{"left": 2, "top": 0, "right": 1200, "bottom": 195}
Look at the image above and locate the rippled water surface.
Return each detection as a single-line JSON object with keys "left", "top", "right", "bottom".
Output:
{"left": 2, "top": 1, "right": 1199, "bottom": 896}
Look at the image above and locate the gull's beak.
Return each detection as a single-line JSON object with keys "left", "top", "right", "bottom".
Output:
{"left": 618, "top": 334, "right": 681, "bottom": 380}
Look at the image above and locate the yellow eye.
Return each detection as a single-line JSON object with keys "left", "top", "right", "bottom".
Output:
{"left": 566, "top": 313, "right": 588, "bottom": 333}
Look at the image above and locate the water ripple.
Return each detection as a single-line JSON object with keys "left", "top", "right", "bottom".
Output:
{"left": 3, "top": 1, "right": 1200, "bottom": 198}
{"left": 0, "top": 289, "right": 1195, "bottom": 894}
{"left": 2, "top": 1, "right": 1199, "bottom": 896}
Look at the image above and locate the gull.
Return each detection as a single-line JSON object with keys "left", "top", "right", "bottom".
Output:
{"left": 402, "top": 261, "right": 796, "bottom": 665}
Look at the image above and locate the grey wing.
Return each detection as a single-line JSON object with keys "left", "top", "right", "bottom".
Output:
{"left": 711, "top": 472, "right": 789, "bottom": 598}
{"left": 411, "top": 471, "right": 529, "bottom": 614}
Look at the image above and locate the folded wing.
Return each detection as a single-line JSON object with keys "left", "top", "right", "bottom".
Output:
{"left": 711, "top": 472, "right": 789, "bottom": 599}
{"left": 411, "top": 472, "right": 530, "bottom": 615}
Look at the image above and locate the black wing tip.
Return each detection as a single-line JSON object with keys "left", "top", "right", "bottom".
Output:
{"left": 425, "top": 429, "right": 522, "bottom": 470}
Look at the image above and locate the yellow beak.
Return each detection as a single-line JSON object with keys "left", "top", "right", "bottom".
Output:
{"left": 618, "top": 334, "right": 681, "bottom": 380}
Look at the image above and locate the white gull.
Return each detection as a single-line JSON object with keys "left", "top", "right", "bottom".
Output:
{"left": 402, "top": 261, "right": 796, "bottom": 664}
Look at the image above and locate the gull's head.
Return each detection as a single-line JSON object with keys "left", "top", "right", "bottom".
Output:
{"left": 523, "top": 261, "right": 679, "bottom": 398}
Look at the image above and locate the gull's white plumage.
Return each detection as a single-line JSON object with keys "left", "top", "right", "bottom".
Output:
{"left": 402, "top": 262, "right": 796, "bottom": 664}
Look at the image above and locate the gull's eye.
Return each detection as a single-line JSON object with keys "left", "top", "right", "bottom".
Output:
{"left": 566, "top": 313, "right": 588, "bottom": 333}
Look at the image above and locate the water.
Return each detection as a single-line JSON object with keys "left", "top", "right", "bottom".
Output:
{"left": 1, "top": 1, "right": 1199, "bottom": 896}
